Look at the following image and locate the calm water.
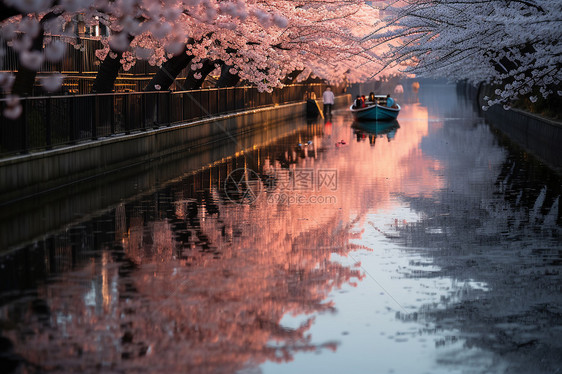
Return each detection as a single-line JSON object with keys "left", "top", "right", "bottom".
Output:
{"left": 1, "top": 83, "right": 561, "bottom": 374}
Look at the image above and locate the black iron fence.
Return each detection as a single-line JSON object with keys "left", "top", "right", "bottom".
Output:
{"left": 0, "top": 83, "right": 326, "bottom": 157}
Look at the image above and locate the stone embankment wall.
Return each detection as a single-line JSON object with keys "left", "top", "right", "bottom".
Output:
{"left": 0, "top": 95, "right": 351, "bottom": 204}
{"left": 458, "top": 82, "right": 562, "bottom": 172}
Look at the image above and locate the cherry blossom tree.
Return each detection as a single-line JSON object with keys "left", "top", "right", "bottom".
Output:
{"left": 5, "top": 0, "right": 558, "bottom": 114}
{"left": 183, "top": 58, "right": 220, "bottom": 89}
{"left": 1, "top": 1, "right": 384, "bottom": 95}
{"left": 1, "top": 0, "right": 92, "bottom": 114}
{"left": 137, "top": 0, "right": 384, "bottom": 91}
{"left": 369, "top": 0, "right": 562, "bottom": 108}
{"left": 0, "top": 0, "right": 389, "bottom": 119}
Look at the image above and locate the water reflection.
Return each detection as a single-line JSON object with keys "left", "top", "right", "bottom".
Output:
{"left": 1, "top": 119, "right": 369, "bottom": 373}
{"left": 393, "top": 122, "right": 562, "bottom": 372}
{"left": 1, "top": 83, "right": 561, "bottom": 374}
{"left": 351, "top": 119, "right": 400, "bottom": 144}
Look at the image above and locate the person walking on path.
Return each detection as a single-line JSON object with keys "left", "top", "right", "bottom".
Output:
{"left": 323, "top": 86, "right": 335, "bottom": 116}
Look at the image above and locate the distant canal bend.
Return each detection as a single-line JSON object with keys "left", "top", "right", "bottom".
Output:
{"left": 0, "top": 82, "right": 561, "bottom": 374}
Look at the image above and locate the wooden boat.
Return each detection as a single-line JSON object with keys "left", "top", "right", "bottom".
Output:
{"left": 349, "top": 95, "right": 400, "bottom": 121}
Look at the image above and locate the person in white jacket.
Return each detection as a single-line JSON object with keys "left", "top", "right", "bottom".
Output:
{"left": 322, "top": 86, "right": 335, "bottom": 116}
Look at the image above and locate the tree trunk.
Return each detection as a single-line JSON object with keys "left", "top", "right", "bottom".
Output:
{"left": 12, "top": 12, "right": 59, "bottom": 96}
{"left": 144, "top": 47, "right": 194, "bottom": 92}
{"left": 282, "top": 69, "right": 303, "bottom": 84}
{"left": 91, "top": 32, "right": 135, "bottom": 93}
{"left": 12, "top": 66, "right": 38, "bottom": 97}
{"left": 215, "top": 64, "right": 240, "bottom": 88}
{"left": 183, "top": 59, "right": 218, "bottom": 90}
{"left": 91, "top": 50, "right": 123, "bottom": 93}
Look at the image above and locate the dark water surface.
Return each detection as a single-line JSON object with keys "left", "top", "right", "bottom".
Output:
{"left": 1, "top": 83, "right": 561, "bottom": 374}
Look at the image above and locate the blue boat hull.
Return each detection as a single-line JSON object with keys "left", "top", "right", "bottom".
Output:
{"left": 349, "top": 103, "right": 400, "bottom": 121}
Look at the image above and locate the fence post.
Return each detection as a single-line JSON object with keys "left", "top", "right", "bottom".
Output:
{"left": 168, "top": 91, "right": 172, "bottom": 126}
{"left": 69, "top": 97, "right": 75, "bottom": 144}
{"left": 208, "top": 89, "right": 211, "bottom": 117}
{"left": 20, "top": 99, "right": 28, "bottom": 153}
{"left": 141, "top": 93, "right": 146, "bottom": 131}
{"left": 224, "top": 87, "right": 228, "bottom": 112}
{"left": 92, "top": 95, "right": 98, "bottom": 140}
{"left": 213, "top": 88, "right": 219, "bottom": 115}
{"left": 46, "top": 97, "right": 52, "bottom": 149}
{"left": 124, "top": 94, "right": 130, "bottom": 134}
{"left": 239, "top": 88, "right": 242, "bottom": 111}
{"left": 154, "top": 92, "right": 159, "bottom": 128}
{"left": 110, "top": 95, "right": 115, "bottom": 135}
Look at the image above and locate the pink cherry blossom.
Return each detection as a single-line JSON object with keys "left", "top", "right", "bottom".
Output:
{"left": 44, "top": 40, "right": 66, "bottom": 62}
{"left": 0, "top": 72, "right": 15, "bottom": 91}
{"left": 41, "top": 74, "right": 64, "bottom": 92}
{"left": 19, "top": 50, "right": 44, "bottom": 70}
{"left": 109, "top": 33, "right": 130, "bottom": 52}
{"left": 3, "top": 103, "right": 22, "bottom": 119}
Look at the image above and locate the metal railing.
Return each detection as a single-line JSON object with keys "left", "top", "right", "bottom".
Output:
{"left": 0, "top": 83, "right": 326, "bottom": 157}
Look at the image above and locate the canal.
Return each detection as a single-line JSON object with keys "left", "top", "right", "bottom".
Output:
{"left": 1, "top": 82, "right": 561, "bottom": 373}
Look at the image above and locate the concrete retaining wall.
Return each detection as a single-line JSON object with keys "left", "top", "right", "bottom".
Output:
{"left": 483, "top": 105, "right": 562, "bottom": 171}
{"left": 0, "top": 102, "right": 303, "bottom": 203}
{"left": 0, "top": 116, "right": 312, "bottom": 251}
{"left": 457, "top": 81, "right": 562, "bottom": 172}
{"left": 0, "top": 95, "right": 351, "bottom": 204}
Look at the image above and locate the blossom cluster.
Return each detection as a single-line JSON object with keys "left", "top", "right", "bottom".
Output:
{"left": 1, "top": 1, "right": 382, "bottom": 86}
{"left": 369, "top": 0, "right": 561, "bottom": 108}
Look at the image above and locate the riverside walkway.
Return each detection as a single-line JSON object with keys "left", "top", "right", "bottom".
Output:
{"left": 0, "top": 84, "right": 348, "bottom": 203}
{"left": 0, "top": 84, "right": 327, "bottom": 157}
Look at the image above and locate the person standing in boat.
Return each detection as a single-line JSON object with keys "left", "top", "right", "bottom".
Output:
{"left": 386, "top": 94, "right": 397, "bottom": 108}
{"left": 323, "top": 86, "right": 335, "bottom": 116}
{"left": 354, "top": 95, "right": 362, "bottom": 109}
